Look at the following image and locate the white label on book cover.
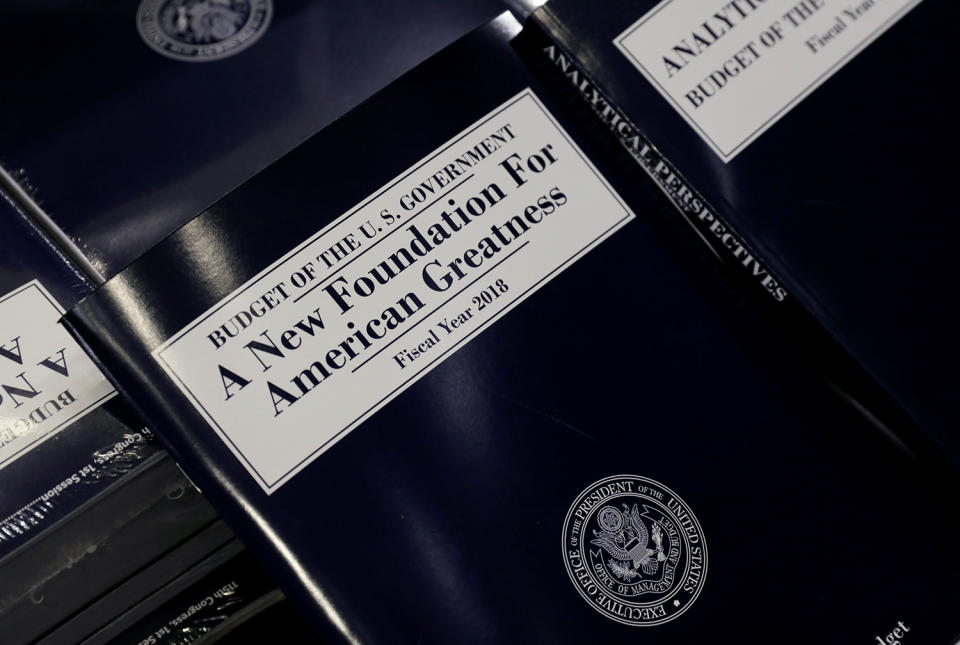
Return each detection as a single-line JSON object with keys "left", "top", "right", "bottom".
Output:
{"left": 615, "top": 0, "right": 923, "bottom": 161}
{"left": 0, "top": 281, "right": 116, "bottom": 470}
{"left": 154, "top": 89, "right": 635, "bottom": 494}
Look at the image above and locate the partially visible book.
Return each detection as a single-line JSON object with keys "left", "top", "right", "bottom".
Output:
{"left": 62, "top": 543, "right": 320, "bottom": 645}
{"left": 0, "top": 0, "right": 508, "bottom": 279}
{"left": 0, "top": 193, "right": 220, "bottom": 645}
{"left": 1, "top": 4, "right": 519, "bottom": 640}
{"left": 0, "top": 193, "right": 158, "bottom": 560}
{"left": 527, "top": 0, "right": 960, "bottom": 468}
{"left": 63, "top": 13, "right": 960, "bottom": 644}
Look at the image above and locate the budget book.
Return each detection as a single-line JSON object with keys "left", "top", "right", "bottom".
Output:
{"left": 64, "top": 12, "right": 960, "bottom": 645}
{"left": 527, "top": 0, "right": 960, "bottom": 472}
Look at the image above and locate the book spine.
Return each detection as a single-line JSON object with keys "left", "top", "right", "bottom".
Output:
{"left": 0, "top": 163, "right": 104, "bottom": 286}
{"left": 526, "top": 16, "right": 789, "bottom": 303}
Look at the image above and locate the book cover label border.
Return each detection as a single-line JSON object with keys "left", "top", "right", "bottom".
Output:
{"left": 154, "top": 89, "right": 634, "bottom": 494}
{"left": 615, "top": 0, "right": 923, "bottom": 161}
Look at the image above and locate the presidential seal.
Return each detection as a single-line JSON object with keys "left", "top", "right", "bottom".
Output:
{"left": 136, "top": 0, "right": 272, "bottom": 62}
{"left": 562, "top": 475, "right": 707, "bottom": 626}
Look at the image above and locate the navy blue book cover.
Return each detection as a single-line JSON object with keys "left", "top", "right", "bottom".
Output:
{"left": 0, "top": 195, "right": 159, "bottom": 562}
{"left": 527, "top": 0, "right": 960, "bottom": 470}
{"left": 66, "top": 14, "right": 960, "bottom": 644}
{"left": 0, "top": 0, "right": 506, "bottom": 279}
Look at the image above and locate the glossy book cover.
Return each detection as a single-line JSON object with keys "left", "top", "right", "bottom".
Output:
{"left": 65, "top": 14, "right": 960, "bottom": 644}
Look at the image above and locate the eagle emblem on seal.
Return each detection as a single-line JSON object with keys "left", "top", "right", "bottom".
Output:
{"left": 137, "top": 0, "right": 272, "bottom": 62}
{"left": 168, "top": 1, "right": 246, "bottom": 43}
{"left": 563, "top": 475, "right": 707, "bottom": 626}
{"left": 590, "top": 504, "right": 668, "bottom": 580}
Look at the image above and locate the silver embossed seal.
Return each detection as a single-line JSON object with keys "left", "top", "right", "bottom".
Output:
{"left": 137, "top": 0, "right": 272, "bottom": 62}
{"left": 562, "top": 474, "right": 707, "bottom": 626}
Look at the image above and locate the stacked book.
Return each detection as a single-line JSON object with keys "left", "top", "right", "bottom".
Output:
{"left": 2, "top": 1, "right": 957, "bottom": 643}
